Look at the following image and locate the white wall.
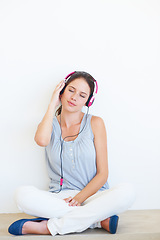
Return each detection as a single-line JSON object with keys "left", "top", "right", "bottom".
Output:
{"left": 0, "top": 0, "right": 160, "bottom": 213}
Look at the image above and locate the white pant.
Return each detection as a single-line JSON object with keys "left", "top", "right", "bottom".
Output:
{"left": 15, "top": 183, "right": 136, "bottom": 236}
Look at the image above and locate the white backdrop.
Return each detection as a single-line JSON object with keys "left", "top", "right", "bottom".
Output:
{"left": 0, "top": 0, "right": 160, "bottom": 213}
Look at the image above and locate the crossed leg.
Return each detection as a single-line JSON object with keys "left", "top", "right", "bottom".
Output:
{"left": 15, "top": 183, "right": 135, "bottom": 235}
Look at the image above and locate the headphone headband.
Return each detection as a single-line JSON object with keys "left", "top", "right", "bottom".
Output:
{"left": 65, "top": 71, "right": 76, "bottom": 80}
{"left": 64, "top": 71, "right": 98, "bottom": 107}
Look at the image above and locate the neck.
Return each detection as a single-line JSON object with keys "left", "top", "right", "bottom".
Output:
{"left": 60, "top": 109, "right": 84, "bottom": 129}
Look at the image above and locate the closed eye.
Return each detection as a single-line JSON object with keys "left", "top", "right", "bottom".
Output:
{"left": 69, "top": 89, "right": 85, "bottom": 98}
{"left": 80, "top": 95, "right": 86, "bottom": 98}
{"left": 68, "top": 86, "right": 88, "bottom": 98}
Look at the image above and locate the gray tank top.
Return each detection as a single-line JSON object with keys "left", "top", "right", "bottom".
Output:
{"left": 45, "top": 113, "right": 109, "bottom": 192}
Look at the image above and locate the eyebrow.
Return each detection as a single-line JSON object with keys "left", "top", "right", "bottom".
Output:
{"left": 69, "top": 86, "right": 88, "bottom": 95}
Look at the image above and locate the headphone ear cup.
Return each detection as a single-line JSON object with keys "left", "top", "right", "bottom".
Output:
{"left": 87, "top": 96, "right": 95, "bottom": 107}
{"left": 86, "top": 94, "right": 93, "bottom": 107}
{"left": 86, "top": 79, "right": 98, "bottom": 107}
{"left": 60, "top": 85, "right": 66, "bottom": 95}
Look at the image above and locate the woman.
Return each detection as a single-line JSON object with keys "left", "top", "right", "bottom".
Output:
{"left": 8, "top": 71, "right": 135, "bottom": 236}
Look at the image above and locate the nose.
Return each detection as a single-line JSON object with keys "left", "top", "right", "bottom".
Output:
{"left": 71, "top": 92, "right": 77, "bottom": 101}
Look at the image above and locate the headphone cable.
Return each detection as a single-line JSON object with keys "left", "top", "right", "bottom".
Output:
{"left": 53, "top": 107, "right": 89, "bottom": 193}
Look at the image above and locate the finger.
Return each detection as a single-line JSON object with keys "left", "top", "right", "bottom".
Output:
{"left": 69, "top": 199, "right": 79, "bottom": 206}
{"left": 60, "top": 80, "right": 65, "bottom": 87}
{"left": 55, "top": 80, "right": 65, "bottom": 90}
{"left": 66, "top": 197, "right": 72, "bottom": 203}
{"left": 73, "top": 201, "right": 80, "bottom": 206}
{"left": 68, "top": 197, "right": 73, "bottom": 202}
{"left": 69, "top": 199, "right": 76, "bottom": 206}
{"left": 73, "top": 201, "right": 79, "bottom": 206}
{"left": 59, "top": 80, "right": 65, "bottom": 88}
{"left": 60, "top": 82, "right": 65, "bottom": 91}
{"left": 58, "top": 82, "right": 65, "bottom": 93}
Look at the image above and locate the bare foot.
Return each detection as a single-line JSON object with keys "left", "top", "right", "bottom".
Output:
{"left": 101, "top": 218, "right": 110, "bottom": 232}
{"left": 22, "top": 220, "right": 51, "bottom": 235}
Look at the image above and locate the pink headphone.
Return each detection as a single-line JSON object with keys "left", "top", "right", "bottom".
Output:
{"left": 64, "top": 71, "right": 98, "bottom": 107}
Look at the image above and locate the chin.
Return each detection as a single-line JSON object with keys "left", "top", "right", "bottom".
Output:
{"left": 63, "top": 104, "right": 81, "bottom": 113}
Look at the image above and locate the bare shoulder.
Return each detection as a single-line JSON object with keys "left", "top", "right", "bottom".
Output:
{"left": 91, "top": 115, "right": 106, "bottom": 135}
{"left": 91, "top": 115, "right": 104, "bottom": 126}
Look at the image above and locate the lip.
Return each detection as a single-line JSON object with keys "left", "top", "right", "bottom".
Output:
{"left": 67, "top": 101, "right": 76, "bottom": 107}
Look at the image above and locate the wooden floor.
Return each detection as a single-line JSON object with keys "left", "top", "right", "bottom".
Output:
{"left": 0, "top": 210, "right": 160, "bottom": 240}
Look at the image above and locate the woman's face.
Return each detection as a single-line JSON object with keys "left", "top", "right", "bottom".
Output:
{"left": 61, "top": 78, "right": 90, "bottom": 112}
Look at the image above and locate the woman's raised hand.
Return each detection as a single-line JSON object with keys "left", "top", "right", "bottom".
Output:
{"left": 50, "top": 80, "right": 65, "bottom": 107}
{"left": 34, "top": 80, "right": 65, "bottom": 147}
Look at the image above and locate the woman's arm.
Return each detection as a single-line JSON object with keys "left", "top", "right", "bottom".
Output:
{"left": 65, "top": 116, "right": 109, "bottom": 206}
{"left": 34, "top": 80, "right": 65, "bottom": 147}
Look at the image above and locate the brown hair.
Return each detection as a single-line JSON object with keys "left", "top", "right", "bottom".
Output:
{"left": 55, "top": 71, "right": 95, "bottom": 116}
